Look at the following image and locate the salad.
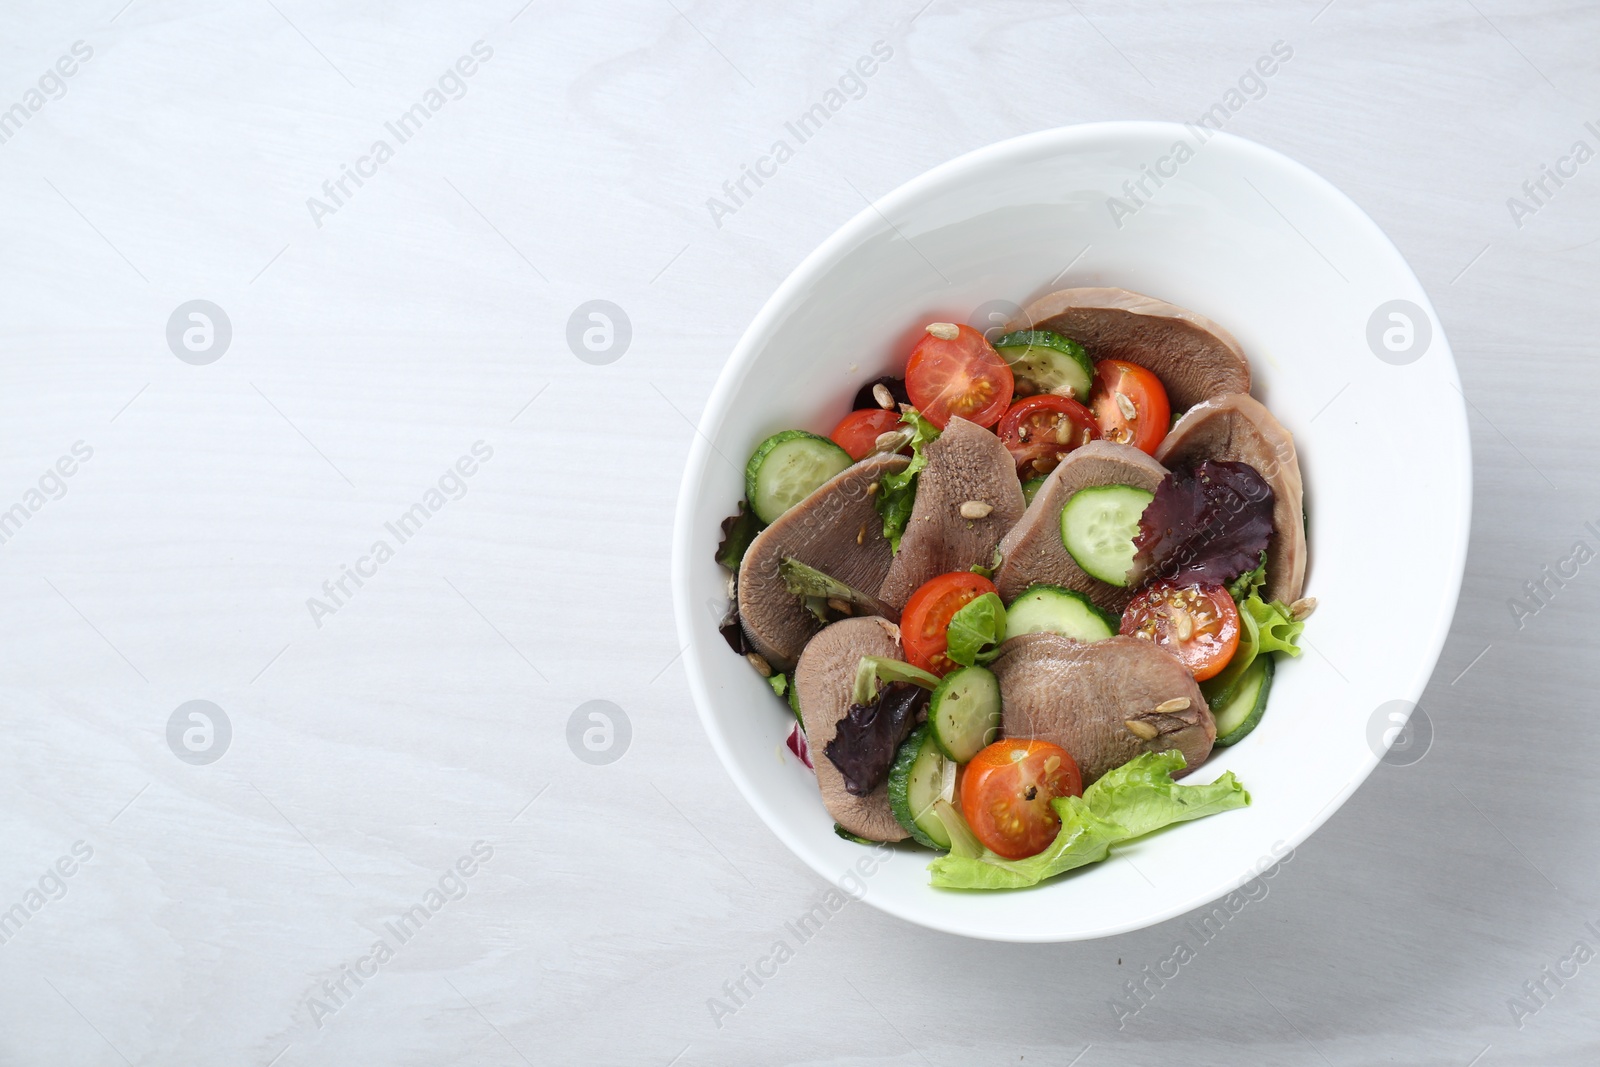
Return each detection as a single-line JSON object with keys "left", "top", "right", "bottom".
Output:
{"left": 714, "top": 287, "right": 1311, "bottom": 890}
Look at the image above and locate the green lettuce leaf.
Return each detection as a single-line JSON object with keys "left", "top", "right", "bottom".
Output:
{"left": 1226, "top": 552, "right": 1267, "bottom": 602}
{"left": 927, "top": 751, "right": 1249, "bottom": 890}
{"left": 854, "top": 656, "right": 942, "bottom": 701}
{"left": 1248, "top": 596, "right": 1304, "bottom": 657}
{"left": 1081, "top": 750, "right": 1252, "bottom": 837}
{"left": 873, "top": 409, "right": 940, "bottom": 553}
{"left": 929, "top": 796, "right": 1124, "bottom": 890}
{"left": 778, "top": 557, "right": 894, "bottom": 622}
{"left": 944, "top": 592, "right": 1006, "bottom": 667}
{"left": 1201, "top": 591, "right": 1304, "bottom": 708}
{"left": 767, "top": 673, "right": 788, "bottom": 697}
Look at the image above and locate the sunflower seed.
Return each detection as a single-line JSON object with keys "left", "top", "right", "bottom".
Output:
{"left": 873, "top": 429, "right": 913, "bottom": 454}
{"left": 959, "top": 500, "right": 994, "bottom": 519}
{"left": 872, "top": 383, "right": 895, "bottom": 410}
{"left": 1115, "top": 391, "right": 1137, "bottom": 420}
{"left": 925, "top": 322, "right": 959, "bottom": 340}
{"left": 1290, "top": 596, "right": 1318, "bottom": 621}
{"left": 1125, "top": 719, "right": 1160, "bottom": 741}
{"left": 826, "top": 597, "right": 854, "bottom": 616}
{"left": 1154, "top": 697, "right": 1191, "bottom": 714}
{"left": 746, "top": 652, "right": 772, "bottom": 677}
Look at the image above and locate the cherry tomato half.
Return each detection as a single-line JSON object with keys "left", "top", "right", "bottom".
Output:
{"left": 996, "top": 395, "right": 1100, "bottom": 477}
{"left": 905, "top": 324, "right": 1014, "bottom": 430}
{"left": 960, "top": 739, "right": 1083, "bottom": 860}
{"left": 1089, "top": 359, "right": 1171, "bottom": 455}
{"left": 1120, "top": 581, "right": 1240, "bottom": 681}
{"left": 900, "top": 571, "right": 996, "bottom": 676}
{"left": 829, "top": 407, "right": 903, "bottom": 461}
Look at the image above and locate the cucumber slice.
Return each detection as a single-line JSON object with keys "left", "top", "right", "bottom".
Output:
{"left": 1020, "top": 475, "right": 1046, "bottom": 506}
{"left": 745, "top": 431, "right": 852, "bottom": 524}
{"left": 928, "top": 666, "right": 1002, "bottom": 763}
{"left": 1059, "top": 484, "right": 1154, "bottom": 586}
{"left": 888, "top": 725, "right": 956, "bottom": 849}
{"left": 1005, "top": 583, "right": 1119, "bottom": 642}
{"left": 992, "top": 330, "right": 1095, "bottom": 401}
{"left": 1213, "top": 653, "right": 1272, "bottom": 747}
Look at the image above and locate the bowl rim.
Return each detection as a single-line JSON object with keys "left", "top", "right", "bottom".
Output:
{"left": 670, "top": 120, "right": 1472, "bottom": 941}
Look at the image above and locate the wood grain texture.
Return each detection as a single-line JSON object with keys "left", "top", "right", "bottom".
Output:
{"left": 0, "top": 0, "right": 1596, "bottom": 1064}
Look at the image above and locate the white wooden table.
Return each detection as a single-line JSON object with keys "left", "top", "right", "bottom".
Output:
{"left": 0, "top": 1, "right": 1594, "bottom": 1063}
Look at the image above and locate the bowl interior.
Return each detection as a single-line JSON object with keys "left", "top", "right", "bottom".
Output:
{"left": 672, "top": 122, "right": 1469, "bottom": 941}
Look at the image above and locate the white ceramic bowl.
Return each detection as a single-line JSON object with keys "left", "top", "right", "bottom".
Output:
{"left": 671, "top": 122, "right": 1470, "bottom": 942}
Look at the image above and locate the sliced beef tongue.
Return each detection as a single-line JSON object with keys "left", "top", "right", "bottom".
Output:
{"left": 793, "top": 616, "right": 911, "bottom": 843}
{"left": 738, "top": 452, "right": 908, "bottom": 670}
{"left": 994, "top": 441, "right": 1168, "bottom": 613}
{"left": 878, "top": 416, "right": 1026, "bottom": 610}
{"left": 1156, "top": 392, "right": 1306, "bottom": 603}
{"left": 993, "top": 632, "right": 1214, "bottom": 785}
{"left": 1011, "top": 287, "right": 1250, "bottom": 410}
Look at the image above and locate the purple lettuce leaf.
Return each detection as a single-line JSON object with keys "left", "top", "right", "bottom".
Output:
{"left": 824, "top": 681, "right": 929, "bottom": 797}
{"left": 1132, "top": 460, "right": 1275, "bottom": 588}
{"left": 717, "top": 605, "right": 752, "bottom": 655}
